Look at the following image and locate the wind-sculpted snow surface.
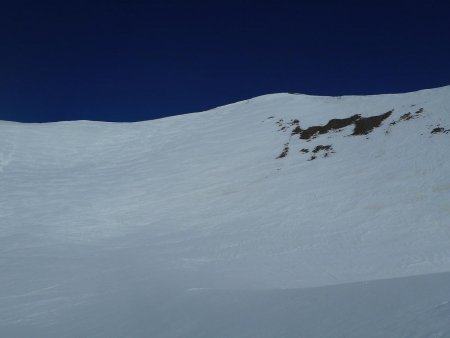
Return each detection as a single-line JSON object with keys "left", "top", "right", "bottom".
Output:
{"left": 1, "top": 86, "right": 450, "bottom": 337}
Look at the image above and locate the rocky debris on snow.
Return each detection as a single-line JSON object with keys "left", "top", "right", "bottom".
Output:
{"left": 277, "top": 143, "right": 290, "bottom": 158}
{"left": 431, "top": 125, "right": 450, "bottom": 134}
{"left": 389, "top": 108, "right": 424, "bottom": 126}
{"left": 312, "top": 145, "right": 333, "bottom": 153}
{"left": 275, "top": 106, "right": 447, "bottom": 160}
{"left": 276, "top": 110, "right": 393, "bottom": 160}
{"left": 384, "top": 108, "right": 425, "bottom": 135}
{"left": 307, "top": 145, "right": 335, "bottom": 160}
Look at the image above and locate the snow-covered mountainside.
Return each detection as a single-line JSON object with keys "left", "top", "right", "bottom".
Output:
{"left": 1, "top": 86, "right": 450, "bottom": 337}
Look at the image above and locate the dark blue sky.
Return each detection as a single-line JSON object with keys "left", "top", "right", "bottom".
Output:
{"left": 1, "top": 1, "right": 449, "bottom": 122}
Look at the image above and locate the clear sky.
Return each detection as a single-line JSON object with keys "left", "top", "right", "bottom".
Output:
{"left": 1, "top": 0, "right": 449, "bottom": 122}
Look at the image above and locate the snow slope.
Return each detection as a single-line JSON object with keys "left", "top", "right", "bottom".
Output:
{"left": 1, "top": 86, "right": 450, "bottom": 337}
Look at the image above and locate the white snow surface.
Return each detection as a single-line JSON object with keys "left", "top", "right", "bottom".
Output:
{"left": 1, "top": 86, "right": 450, "bottom": 337}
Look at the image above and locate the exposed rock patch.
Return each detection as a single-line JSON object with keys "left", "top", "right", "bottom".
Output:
{"left": 352, "top": 111, "right": 393, "bottom": 135}
{"left": 290, "top": 111, "right": 392, "bottom": 140}
{"left": 292, "top": 125, "right": 302, "bottom": 134}
{"left": 293, "top": 114, "right": 360, "bottom": 140}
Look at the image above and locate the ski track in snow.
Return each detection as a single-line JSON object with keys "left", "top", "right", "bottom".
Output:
{"left": 1, "top": 86, "right": 450, "bottom": 337}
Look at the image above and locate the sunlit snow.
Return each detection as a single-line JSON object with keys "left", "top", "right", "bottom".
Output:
{"left": 1, "top": 86, "right": 450, "bottom": 337}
